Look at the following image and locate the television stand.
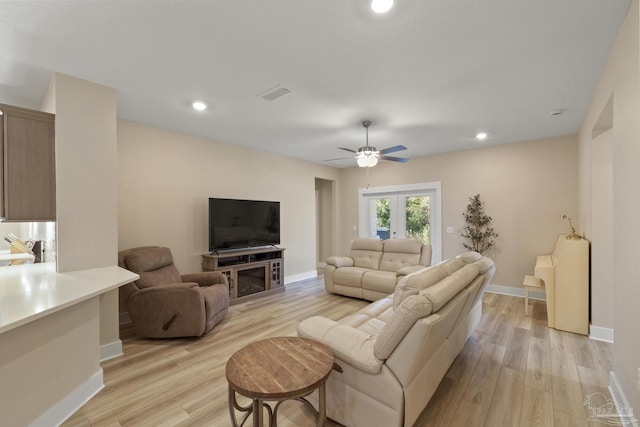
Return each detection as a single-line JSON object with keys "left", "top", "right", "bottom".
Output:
{"left": 202, "top": 247, "right": 285, "bottom": 304}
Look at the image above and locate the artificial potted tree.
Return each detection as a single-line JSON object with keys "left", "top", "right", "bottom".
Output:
{"left": 461, "top": 194, "right": 498, "bottom": 254}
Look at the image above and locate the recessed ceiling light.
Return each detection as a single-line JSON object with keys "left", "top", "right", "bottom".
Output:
{"left": 476, "top": 132, "right": 488, "bottom": 140}
{"left": 192, "top": 101, "right": 207, "bottom": 111}
{"left": 371, "top": 0, "right": 394, "bottom": 13}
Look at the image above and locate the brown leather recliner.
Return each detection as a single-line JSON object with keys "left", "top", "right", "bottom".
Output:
{"left": 118, "top": 246, "right": 229, "bottom": 338}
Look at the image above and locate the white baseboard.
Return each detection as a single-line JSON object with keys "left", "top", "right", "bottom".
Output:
{"left": 100, "top": 340, "right": 123, "bottom": 362}
{"left": 29, "top": 369, "right": 104, "bottom": 427}
{"left": 609, "top": 371, "right": 639, "bottom": 427}
{"left": 485, "top": 284, "right": 546, "bottom": 300}
{"left": 589, "top": 325, "right": 615, "bottom": 343}
{"left": 285, "top": 270, "right": 317, "bottom": 285}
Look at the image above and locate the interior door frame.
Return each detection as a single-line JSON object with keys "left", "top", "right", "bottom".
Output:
{"left": 358, "top": 181, "right": 442, "bottom": 264}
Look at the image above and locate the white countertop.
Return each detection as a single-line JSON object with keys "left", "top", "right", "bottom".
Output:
{"left": 0, "top": 263, "right": 139, "bottom": 334}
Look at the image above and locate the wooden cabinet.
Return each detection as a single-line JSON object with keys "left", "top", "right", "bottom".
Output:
{"left": 0, "top": 103, "right": 56, "bottom": 222}
{"left": 202, "top": 247, "right": 284, "bottom": 304}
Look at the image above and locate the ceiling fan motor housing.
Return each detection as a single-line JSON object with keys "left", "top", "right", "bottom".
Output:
{"left": 357, "top": 146, "right": 378, "bottom": 156}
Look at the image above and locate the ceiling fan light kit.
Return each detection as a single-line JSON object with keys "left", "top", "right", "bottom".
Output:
{"left": 192, "top": 101, "right": 207, "bottom": 111}
{"left": 371, "top": 0, "right": 394, "bottom": 14}
{"left": 356, "top": 149, "right": 379, "bottom": 167}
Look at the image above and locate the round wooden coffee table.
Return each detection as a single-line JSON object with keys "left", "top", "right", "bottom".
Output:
{"left": 226, "top": 336, "right": 333, "bottom": 427}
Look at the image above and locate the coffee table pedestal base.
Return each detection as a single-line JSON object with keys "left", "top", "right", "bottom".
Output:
{"left": 228, "top": 384, "right": 327, "bottom": 427}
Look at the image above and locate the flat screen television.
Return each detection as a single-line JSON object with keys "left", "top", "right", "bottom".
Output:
{"left": 208, "top": 198, "right": 280, "bottom": 252}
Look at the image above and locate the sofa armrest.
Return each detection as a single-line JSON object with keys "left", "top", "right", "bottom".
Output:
{"left": 297, "top": 316, "right": 383, "bottom": 374}
{"left": 396, "top": 265, "right": 427, "bottom": 277}
{"left": 182, "top": 271, "right": 229, "bottom": 288}
{"left": 326, "top": 256, "right": 354, "bottom": 268}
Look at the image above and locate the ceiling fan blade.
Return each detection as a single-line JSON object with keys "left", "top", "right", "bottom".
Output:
{"left": 324, "top": 156, "right": 354, "bottom": 162}
{"left": 379, "top": 145, "right": 407, "bottom": 155}
{"left": 380, "top": 156, "right": 409, "bottom": 163}
{"left": 338, "top": 147, "right": 357, "bottom": 153}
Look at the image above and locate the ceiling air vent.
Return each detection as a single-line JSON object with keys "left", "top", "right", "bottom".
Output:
{"left": 257, "top": 85, "right": 291, "bottom": 102}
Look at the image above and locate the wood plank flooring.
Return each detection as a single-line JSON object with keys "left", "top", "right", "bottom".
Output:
{"left": 63, "top": 279, "right": 615, "bottom": 427}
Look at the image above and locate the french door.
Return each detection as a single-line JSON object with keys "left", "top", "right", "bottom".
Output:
{"left": 359, "top": 182, "right": 442, "bottom": 263}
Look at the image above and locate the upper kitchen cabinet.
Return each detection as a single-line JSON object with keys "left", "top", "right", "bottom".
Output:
{"left": 0, "top": 103, "right": 56, "bottom": 222}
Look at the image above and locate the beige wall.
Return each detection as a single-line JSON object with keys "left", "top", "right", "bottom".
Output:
{"left": 44, "top": 74, "right": 120, "bottom": 348}
{"left": 579, "top": 0, "right": 640, "bottom": 411}
{"left": 117, "top": 120, "right": 340, "bottom": 278}
{"left": 337, "top": 135, "right": 579, "bottom": 288}
{"left": 48, "top": 73, "right": 118, "bottom": 272}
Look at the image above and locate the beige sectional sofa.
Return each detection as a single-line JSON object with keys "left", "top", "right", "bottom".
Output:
{"left": 298, "top": 251, "right": 495, "bottom": 427}
{"left": 324, "top": 238, "right": 433, "bottom": 301}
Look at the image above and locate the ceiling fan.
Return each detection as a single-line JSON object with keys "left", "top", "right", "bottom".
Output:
{"left": 326, "top": 121, "right": 409, "bottom": 167}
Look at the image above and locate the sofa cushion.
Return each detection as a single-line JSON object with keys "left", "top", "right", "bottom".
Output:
{"left": 351, "top": 250, "right": 383, "bottom": 269}
{"left": 396, "top": 265, "right": 427, "bottom": 277}
{"left": 362, "top": 270, "right": 397, "bottom": 294}
{"left": 456, "top": 251, "right": 482, "bottom": 263}
{"left": 356, "top": 317, "right": 386, "bottom": 337}
{"left": 340, "top": 313, "right": 377, "bottom": 328}
{"left": 382, "top": 239, "right": 423, "bottom": 254}
{"left": 440, "top": 258, "right": 466, "bottom": 274}
{"left": 472, "top": 257, "right": 494, "bottom": 274}
{"left": 392, "top": 258, "right": 466, "bottom": 310}
{"left": 338, "top": 296, "right": 393, "bottom": 338}
{"left": 379, "top": 239, "right": 424, "bottom": 272}
{"left": 357, "top": 296, "right": 394, "bottom": 321}
{"left": 374, "top": 294, "right": 433, "bottom": 359}
{"left": 393, "top": 265, "right": 448, "bottom": 310}
{"left": 379, "top": 252, "right": 421, "bottom": 273}
{"left": 350, "top": 238, "right": 384, "bottom": 269}
{"left": 351, "top": 238, "right": 385, "bottom": 251}
{"left": 420, "top": 263, "right": 480, "bottom": 312}
{"left": 333, "top": 267, "right": 371, "bottom": 287}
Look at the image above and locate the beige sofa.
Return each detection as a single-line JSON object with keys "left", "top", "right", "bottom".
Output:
{"left": 298, "top": 251, "right": 495, "bottom": 427}
{"left": 324, "top": 238, "right": 433, "bottom": 301}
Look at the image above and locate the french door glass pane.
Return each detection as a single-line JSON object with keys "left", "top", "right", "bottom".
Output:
{"left": 360, "top": 182, "right": 441, "bottom": 263}
{"left": 367, "top": 198, "right": 390, "bottom": 239}
{"left": 404, "top": 195, "right": 431, "bottom": 244}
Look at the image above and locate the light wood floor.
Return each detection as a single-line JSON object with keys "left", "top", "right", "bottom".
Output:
{"left": 64, "top": 278, "right": 614, "bottom": 427}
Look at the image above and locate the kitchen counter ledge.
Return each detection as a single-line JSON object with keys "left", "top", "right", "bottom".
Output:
{"left": 0, "top": 262, "right": 138, "bottom": 334}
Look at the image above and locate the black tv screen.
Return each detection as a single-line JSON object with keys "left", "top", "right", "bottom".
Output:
{"left": 208, "top": 198, "right": 280, "bottom": 251}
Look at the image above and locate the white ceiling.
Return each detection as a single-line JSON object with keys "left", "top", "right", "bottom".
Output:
{"left": 0, "top": 0, "right": 631, "bottom": 168}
